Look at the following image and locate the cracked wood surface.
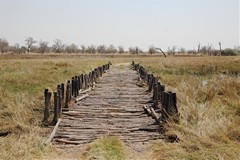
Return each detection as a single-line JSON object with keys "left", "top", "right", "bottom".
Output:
{"left": 52, "top": 64, "right": 162, "bottom": 151}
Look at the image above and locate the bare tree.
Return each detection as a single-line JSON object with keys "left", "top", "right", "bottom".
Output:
{"left": 179, "top": 47, "right": 186, "bottom": 54}
{"left": 25, "top": 37, "right": 37, "bottom": 53}
{"left": 206, "top": 43, "right": 212, "bottom": 55}
{"left": 118, "top": 46, "right": 124, "bottom": 54}
{"left": 107, "top": 44, "right": 117, "bottom": 53}
{"left": 11, "top": 43, "right": 26, "bottom": 54}
{"left": 167, "top": 46, "right": 177, "bottom": 55}
{"left": 52, "top": 39, "right": 65, "bottom": 53}
{"left": 129, "top": 46, "right": 142, "bottom": 54}
{"left": 0, "top": 38, "right": 9, "bottom": 53}
{"left": 38, "top": 41, "right": 49, "bottom": 54}
{"left": 66, "top": 43, "right": 78, "bottom": 54}
{"left": 197, "top": 43, "right": 201, "bottom": 53}
{"left": 219, "top": 41, "right": 222, "bottom": 56}
{"left": 200, "top": 46, "right": 207, "bottom": 55}
{"left": 80, "top": 45, "right": 86, "bottom": 54}
{"left": 97, "top": 45, "right": 107, "bottom": 54}
{"left": 86, "top": 45, "right": 96, "bottom": 54}
{"left": 148, "top": 45, "right": 156, "bottom": 54}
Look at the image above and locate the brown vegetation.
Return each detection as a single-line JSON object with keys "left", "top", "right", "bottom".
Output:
{"left": 0, "top": 54, "right": 239, "bottom": 159}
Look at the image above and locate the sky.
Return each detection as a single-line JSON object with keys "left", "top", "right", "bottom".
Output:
{"left": 0, "top": 0, "right": 239, "bottom": 51}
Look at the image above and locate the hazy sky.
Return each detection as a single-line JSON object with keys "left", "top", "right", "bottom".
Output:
{"left": 0, "top": 0, "right": 239, "bottom": 50}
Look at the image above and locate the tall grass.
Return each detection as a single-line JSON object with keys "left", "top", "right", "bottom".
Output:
{"left": 0, "top": 54, "right": 239, "bottom": 159}
{"left": 136, "top": 56, "right": 240, "bottom": 159}
{"left": 0, "top": 56, "right": 111, "bottom": 160}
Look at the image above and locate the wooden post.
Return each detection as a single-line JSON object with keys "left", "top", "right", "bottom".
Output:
{"left": 75, "top": 76, "right": 79, "bottom": 97}
{"left": 89, "top": 72, "right": 92, "bottom": 87}
{"left": 147, "top": 75, "right": 155, "bottom": 92}
{"left": 80, "top": 74, "right": 84, "bottom": 89}
{"left": 161, "top": 91, "right": 179, "bottom": 122}
{"left": 153, "top": 83, "right": 159, "bottom": 109}
{"left": 65, "top": 81, "right": 70, "bottom": 108}
{"left": 98, "top": 67, "right": 102, "bottom": 77}
{"left": 169, "top": 92, "right": 179, "bottom": 122}
{"left": 57, "top": 85, "right": 62, "bottom": 116}
{"left": 163, "top": 91, "right": 169, "bottom": 122}
{"left": 92, "top": 71, "right": 95, "bottom": 83}
{"left": 84, "top": 74, "right": 88, "bottom": 89}
{"left": 61, "top": 83, "right": 64, "bottom": 101}
{"left": 158, "top": 84, "right": 165, "bottom": 101}
{"left": 95, "top": 68, "right": 99, "bottom": 79}
{"left": 43, "top": 89, "right": 51, "bottom": 124}
{"left": 147, "top": 74, "right": 151, "bottom": 85}
{"left": 79, "top": 75, "right": 83, "bottom": 90}
{"left": 68, "top": 80, "right": 72, "bottom": 101}
{"left": 71, "top": 77, "right": 75, "bottom": 96}
{"left": 146, "top": 74, "right": 152, "bottom": 92}
{"left": 77, "top": 76, "right": 80, "bottom": 94}
{"left": 51, "top": 92, "right": 59, "bottom": 125}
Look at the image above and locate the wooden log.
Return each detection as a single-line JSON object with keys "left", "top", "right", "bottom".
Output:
{"left": 150, "top": 107, "right": 160, "bottom": 123}
{"left": 80, "top": 74, "right": 84, "bottom": 89}
{"left": 161, "top": 91, "right": 169, "bottom": 122}
{"left": 146, "top": 74, "right": 153, "bottom": 92}
{"left": 169, "top": 92, "right": 179, "bottom": 122}
{"left": 91, "top": 71, "right": 95, "bottom": 83}
{"left": 71, "top": 77, "right": 75, "bottom": 97}
{"left": 44, "top": 118, "right": 62, "bottom": 145}
{"left": 89, "top": 72, "right": 93, "bottom": 87}
{"left": 143, "top": 105, "right": 151, "bottom": 116}
{"left": 74, "top": 94, "right": 89, "bottom": 102}
{"left": 61, "top": 83, "right": 64, "bottom": 101}
{"left": 65, "top": 81, "right": 71, "bottom": 108}
{"left": 57, "top": 85, "right": 62, "bottom": 116}
{"left": 84, "top": 74, "right": 88, "bottom": 89}
{"left": 74, "top": 77, "right": 77, "bottom": 97}
{"left": 43, "top": 89, "right": 49, "bottom": 124}
{"left": 98, "top": 67, "right": 102, "bottom": 77}
{"left": 43, "top": 90, "right": 52, "bottom": 124}
{"left": 79, "top": 75, "right": 82, "bottom": 90}
{"left": 51, "top": 92, "right": 59, "bottom": 125}
{"left": 54, "top": 139, "right": 89, "bottom": 145}
{"left": 0, "top": 131, "right": 11, "bottom": 137}
{"left": 153, "top": 83, "right": 159, "bottom": 109}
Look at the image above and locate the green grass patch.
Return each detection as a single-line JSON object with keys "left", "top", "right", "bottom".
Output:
{"left": 84, "top": 136, "right": 126, "bottom": 160}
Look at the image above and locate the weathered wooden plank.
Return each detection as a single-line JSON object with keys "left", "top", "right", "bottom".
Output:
{"left": 51, "top": 64, "right": 164, "bottom": 150}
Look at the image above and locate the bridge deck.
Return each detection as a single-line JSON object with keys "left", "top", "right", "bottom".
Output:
{"left": 52, "top": 64, "right": 162, "bottom": 150}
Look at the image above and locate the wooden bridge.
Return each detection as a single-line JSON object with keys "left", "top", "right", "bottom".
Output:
{"left": 43, "top": 62, "right": 179, "bottom": 151}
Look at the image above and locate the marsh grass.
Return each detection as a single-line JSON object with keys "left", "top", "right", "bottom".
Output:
{"left": 0, "top": 54, "right": 240, "bottom": 159}
{"left": 0, "top": 56, "right": 111, "bottom": 160}
{"left": 136, "top": 56, "right": 240, "bottom": 159}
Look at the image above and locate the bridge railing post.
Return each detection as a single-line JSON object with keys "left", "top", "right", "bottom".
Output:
{"left": 43, "top": 89, "right": 52, "bottom": 125}
{"left": 51, "top": 91, "right": 59, "bottom": 125}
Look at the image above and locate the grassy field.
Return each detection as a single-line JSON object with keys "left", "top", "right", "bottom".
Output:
{"left": 0, "top": 54, "right": 239, "bottom": 160}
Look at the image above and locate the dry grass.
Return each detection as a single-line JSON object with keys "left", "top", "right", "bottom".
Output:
{"left": 0, "top": 54, "right": 239, "bottom": 159}
{"left": 0, "top": 55, "right": 112, "bottom": 160}
{"left": 135, "top": 56, "right": 240, "bottom": 160}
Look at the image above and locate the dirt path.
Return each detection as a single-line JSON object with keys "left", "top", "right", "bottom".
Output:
{"left": 52, "top": 63, "right": 162, "bottom": 159}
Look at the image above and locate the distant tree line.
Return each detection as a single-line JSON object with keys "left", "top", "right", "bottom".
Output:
{"left": 0, "top": 37, "right": 239, "bottom": 56}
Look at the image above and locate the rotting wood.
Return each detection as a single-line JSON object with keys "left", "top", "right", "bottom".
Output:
{"left": 48, "top": 62, "right": 178, "bottom": 149}
{"left": 0, "top": 131, "right": 11, "bottom": 137}
{"left": 45, "top": 118, "right": 62, "bottom": 145}
{"left": 74, "top": 94, "right": 89, "bottom": 103}
{"left": 80, "top": 88, "right": 92, "bottom": 94}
